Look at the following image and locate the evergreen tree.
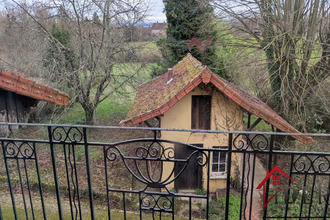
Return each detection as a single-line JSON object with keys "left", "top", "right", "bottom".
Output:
{"left": 157, "top": 0, "right": 227, "bottom": 78}
{"left": 92, "top": 12, "right": 101, "bottom": 25}
{"left": 44, "top": 23, "right": 76, "bottom": 81}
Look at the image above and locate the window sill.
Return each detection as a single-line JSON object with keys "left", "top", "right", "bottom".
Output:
{"left": 210, "top": 175, "right": 227, "bottom": 180}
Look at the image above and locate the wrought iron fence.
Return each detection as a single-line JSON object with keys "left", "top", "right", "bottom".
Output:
{"left": 0, "top": 123, "right": 329, "bottom": 220}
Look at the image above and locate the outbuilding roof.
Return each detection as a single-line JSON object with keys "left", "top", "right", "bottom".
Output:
{"left": 0, "top": 61, "right": 70, "bottom": 106}
{"left": 151, "top": 22, "right": 167, "bottom": 30}
{"left": 120, "top": 54, "right": 312, "bottom": 144}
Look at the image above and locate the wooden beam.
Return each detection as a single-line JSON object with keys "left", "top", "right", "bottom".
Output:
{"left": 247, "top": 117, "right": 262, "bottom": 131}
{"left": 144, "top": 120, "right": 153, "bottom": 128}
{"left": 247, "top": 112, "right": 251, "bottom": 129}
{"left": 155, "top": 116, "right": 161, "bottom": 138}
{"left": 155, "top": 116, "right": 161, "bottom": 128}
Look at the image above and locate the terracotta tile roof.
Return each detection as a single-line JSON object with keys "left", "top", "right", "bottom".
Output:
{"left": 120, "top": 54, "right": 312, "bottom": 144}
{"left": 0, "top": 62, "right": 70, "bottom": 106}
{"left": 151, "top": 22, "right": 167, "bottom": 30}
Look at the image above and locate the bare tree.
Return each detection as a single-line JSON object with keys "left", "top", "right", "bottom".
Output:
{"left": 213, "top": 0, "right": 329, "bottom": 131}
{"left": 0, "top": 2, "right": 52, "bottom": 74}
{"left": 5, "top": 0, "right": 150, "bottom": 124}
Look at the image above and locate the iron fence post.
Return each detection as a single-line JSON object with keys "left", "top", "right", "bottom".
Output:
{"left": 225, "top": 133, "right": 233, "bottom": 220}
{"left": 83, "top": 128, "right": 95, "bottom": 219}
{"left": 206, "top": 150, "right": 210, "bottom": 220}
{"left": 48, "top": 126, "right": 63, "bottom": 220}
{"left": 1, "top": 140, "right": 18, "bottom": 220}
{"left": 0, "top": 203, "right": 2, "bottom": 220}
{"left": 284, "top": 154, "right": 294, "bottom": 219}
{"left": 34, "top": 142, "right": 47, "bottom": 220}
{"left": 323, "top": 176, "right": 330, "bottom": 219}
{"left": 263, "top": 134, "right": 274, "bottom": 219}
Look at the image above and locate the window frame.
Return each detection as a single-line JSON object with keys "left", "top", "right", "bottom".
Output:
{"left": 211, "top": 146, "right": 228, "bottom": 177}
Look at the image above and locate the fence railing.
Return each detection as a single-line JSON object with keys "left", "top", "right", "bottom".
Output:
{"left": 0, "top": 123, "right": 329, "bottom": 220}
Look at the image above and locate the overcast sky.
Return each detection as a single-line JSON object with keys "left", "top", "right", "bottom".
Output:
{"left": 147, "top": 0, "right": 166, "bottom": 22}
{"left": 0, "top": 0, "right": 167, "bottom": 23}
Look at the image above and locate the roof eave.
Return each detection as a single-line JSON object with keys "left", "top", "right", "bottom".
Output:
{"left": 209, "top": 73, "right": 313, "bottom": 145}
{"left": 0, "top": 69, "right": 70, "bottom": 106}
{"left": 120, "top": 72, "right": 204, "bottom": 126}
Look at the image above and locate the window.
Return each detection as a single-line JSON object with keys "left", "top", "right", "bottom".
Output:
{"left": 191, "top": 95, "right": 211, "bottom": 129}
{"left": 212, "top": 146, "right": 227, "bottom": 175}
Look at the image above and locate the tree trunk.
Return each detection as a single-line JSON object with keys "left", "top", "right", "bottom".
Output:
{"left": 85, "top": 108, "right": 95, "bottom": 125}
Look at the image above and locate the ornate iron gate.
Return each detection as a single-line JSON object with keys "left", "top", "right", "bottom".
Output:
{"left": 0, "top": 123, "right": 329, "bottom": 219}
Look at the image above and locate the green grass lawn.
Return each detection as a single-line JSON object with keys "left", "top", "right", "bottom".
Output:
{"left": 48, "top": 61, "right": 157, "bottom": 125}
{"left": 0, "top": 192, "right": 205, "bottom": 220}
{"left": 128, "top": 41, "right": 160, "bottom": 56}
{"left": 55, "top": 93, "right": 132, "bottom": 125}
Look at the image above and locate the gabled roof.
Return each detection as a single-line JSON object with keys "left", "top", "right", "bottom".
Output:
{"left": 0, "top": 62, "right": 70, "bottom": 106}
{"left": 120, "top": 54, "right": 312, "bottom": 144}
{"left": 151, "top": 22, "right": 167, "bottom": 30}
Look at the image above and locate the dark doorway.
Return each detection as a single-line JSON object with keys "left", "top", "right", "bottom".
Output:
{"left": 191, "top": 95, "right": 211, "bottom": 130}
{"left": 174, "top": 143, "right": 203, "bottom": 191}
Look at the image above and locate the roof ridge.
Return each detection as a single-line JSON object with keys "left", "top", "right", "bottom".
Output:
{"left": 137, "top": 53, "right": 199, "bottom": 88}
{"left": 186, "top": 53, "right": 204, "bottom": 73}
{"left": 200, "top": 66, "right": 212, "bottom": 84}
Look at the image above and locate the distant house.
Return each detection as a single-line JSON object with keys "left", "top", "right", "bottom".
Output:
{"left": 151, "top": 22, "right": 167, "bottom": 38}
{"left": 0, "top": 62, "right": 69, "bottom": 137}
{"left": 251, "top": 22, "right": 262, "bottom": 37}
{"left": 120, "top": 53, "right": 311, "bottom": 192}
{"left": 230, "top": 19, "right": 262, "bottom": 37}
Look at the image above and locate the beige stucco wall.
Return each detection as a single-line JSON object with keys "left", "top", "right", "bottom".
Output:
{"left": 160, "top": 85, "right": 243, "bottom": 192}
{"left": 152, "top": 29, "right": 165, "bottom": 38}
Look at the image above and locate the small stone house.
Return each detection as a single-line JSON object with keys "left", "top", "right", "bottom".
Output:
{"left": 0, "top": 62, "right": 69, "bottom": 137}
{"left": 151, "top": 22, "right": 167, "bottom": 38}
{"left": 120, "top": 53, "right": 311, "bottom": 192}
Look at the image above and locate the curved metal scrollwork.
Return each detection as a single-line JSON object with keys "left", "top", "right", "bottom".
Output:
{"left": 233, "top": 134, "right": 269, "bottom": 151}
{"left": 135, "top": 142, "right": 175, "bottom": 160}
{"left": 52, "top": 126, "right": 83, "bottom": 142}
{"left": 250, "top": 134, "right": 269, "bottom": 150}
{"left": 197, "top": 151, "right": 208, "bottom": 166}
{"left": 233, "top": 134, "right": 249, "bottom": 150}
{"left": 4, "top": 141, "right": 35, "bottom": 159}
{"left": 105, "top": 141, "right": 208, "bottom": 190}
{"left": 293, "top": 155, "right": 330, "bottom": 173}
{"left": 141, "top": 194, "right": 173, "bottom": 212}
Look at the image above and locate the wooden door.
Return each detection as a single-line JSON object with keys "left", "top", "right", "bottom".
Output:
{"left": 174, "top": 143, "right": 203, "bottom": 191}
{"left": 191, "top": 95, "right": 211, "bottom": 130}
